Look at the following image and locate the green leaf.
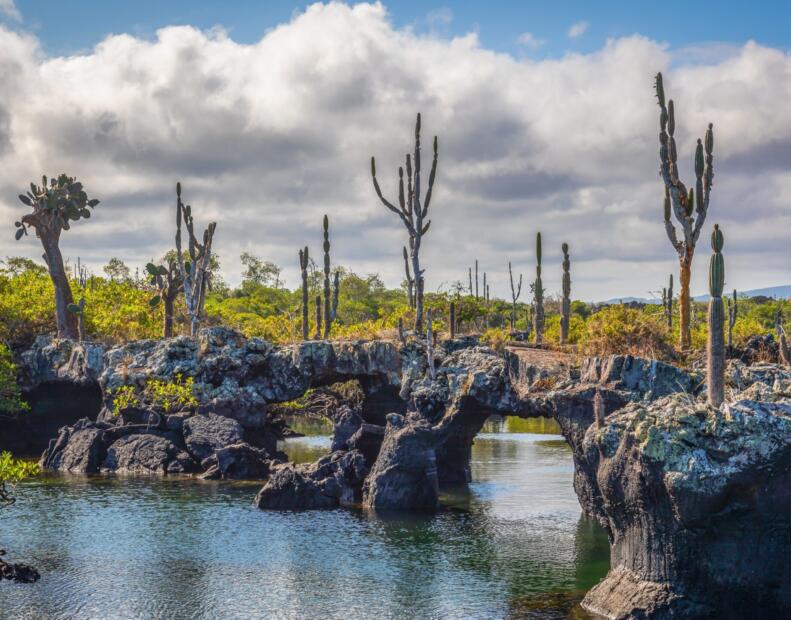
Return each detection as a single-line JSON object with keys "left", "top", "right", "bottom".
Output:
{"left": 18, "top": 194, "right": 32, "bottom": 206}
{"left": 80, "top": 209, "right": 91, "bottom": 218}
{"left": 158, "top": 266, "right": 168, "bottom": 276}
{"left": 67, "top": 303, "right": 82, "bottom": 314}
{"left": 88, "top": 199, "right": 100, "bottom": 207}
{"left": 145, "top": 263, "right": 159, "bottom": 276}
{"left": 14, "top": 228, "right": 24, "bottom": 241}
{"left": 149, "top": 295, "right": 161, "bottom": 307}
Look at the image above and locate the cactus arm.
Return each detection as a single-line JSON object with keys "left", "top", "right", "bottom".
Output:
{"left": 421, "top": 136, "right": 438, "bottom": 217}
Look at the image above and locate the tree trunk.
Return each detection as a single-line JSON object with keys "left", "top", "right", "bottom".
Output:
{"left": 42, "top": 236, "right": 78, "bottom": 340}
{"left": 679, "top": 254, "right": 692, "bottom": 350}
{"left": 163, "top": 296, "right": 175, "bottom": 338}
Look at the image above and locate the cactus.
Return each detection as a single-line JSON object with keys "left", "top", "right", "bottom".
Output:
{"left": 15, "top": 174, "right": 100, "bottom": 339}
{"left": 299, "top": 246, "right": 310, "bottom": 340}
{"left": 655, "top": 72, "right": 714, "bottom": 349}
{"left": 662, "top": 274, "right": 674, "bottom": 328}
{"left": 727, "top": 289, "right": 737, "bottom": 352}
{"left": 593, "top": 388, "right": 604, "bottom": 429}
{"left": 314, "top": 295, "right": 322, "bottom": 340}
{"left": 707, "top": 225, "right": 725, "bottom": 408}
{"left": 174, "top": 182, "right": 216, "bottom": 337}
{"left": 531, "top": 232, "right": 545, "bottom": 344}
{"left": 322, "top": 215, "right": 340, "bottom": 339}
{"left": 468, "top": 267, "right": 473, "bottom": 297}
{"left": 145, "top": 258, "right": 183, "bottom": 337}
{"left": 776, "top": 311, "right": 790, "bottom": 367}
{"left": 397, "top": 317, "right": 405, "bottom": 344}
{"left": 403, "top": 245, "right": 415, "bottom": 308}
{"left": 560, "top": 243, "right": 571, "bottom": 345}
{"left": 371, "top": 113, "right": 438, "bottom": 333}
{"left": 449, "top": 301, "right": 456, "bottom": 339}
{"left": 508, "top": 261, "right": 523, "bottom": 332}
{"left": 66, "top": 298, "right": 86, "bottom": 341}
{"left": 475, "top": 260, "right": 479, "bottom": 299}
{"left": 426, "top": 308, "right": 436, "bottom": 380}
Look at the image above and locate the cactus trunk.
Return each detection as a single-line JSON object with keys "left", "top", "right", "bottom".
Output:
{"left": 560, "top": 243, "right": 570, "bottom": 345}
{"left": 450, "top": 301, "right": 456, "bottom": 339}
{"left": 679, "top": 253, "right": 692, "bottom": 349}
{"left": 533, "top": 233, "right": 544, "bottom": 345}
{"left": 299, "top": 247, "right": 309, "bottom": 341}
{"left": 707, "top": 225, "right": 725, "bottom": 408}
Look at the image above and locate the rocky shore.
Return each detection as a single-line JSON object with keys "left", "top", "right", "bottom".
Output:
{"left": 16, "top": 327, "right": 791, "bottom": 616}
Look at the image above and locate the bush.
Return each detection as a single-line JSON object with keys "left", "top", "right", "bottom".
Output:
{"left": 110, "top": 373, "right": 198, "bottom": 415}
{"left": 581, "top": 306, "right": 674, "bottom": 361}
{"left": 480, "top": 327, "right": 510, "bottom": 353}
{"left": 0, "top": 451, "right": 38, "bottom": 506}
{"left": 0, "top": 344, "right": 28, "bottom": 417}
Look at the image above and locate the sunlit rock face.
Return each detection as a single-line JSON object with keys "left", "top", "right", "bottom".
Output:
{"left": 578, "top": 388, "right": 791, "bottom": 619}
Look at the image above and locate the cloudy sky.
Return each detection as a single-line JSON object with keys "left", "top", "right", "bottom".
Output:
{"left": 0, "top": 1, "right": 789, "bottom": 301}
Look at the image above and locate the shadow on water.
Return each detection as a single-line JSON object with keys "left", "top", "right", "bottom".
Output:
{"left": 0, "top": 417, "right": 609, "bottom": 619}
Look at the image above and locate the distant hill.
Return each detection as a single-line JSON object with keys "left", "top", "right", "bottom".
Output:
{"left": 601, "top": 284, "right": 791, "bottom": 305}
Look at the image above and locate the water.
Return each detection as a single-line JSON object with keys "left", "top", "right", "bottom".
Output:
{"left": 0, "top": 418, "right": 609, "bottom": 619}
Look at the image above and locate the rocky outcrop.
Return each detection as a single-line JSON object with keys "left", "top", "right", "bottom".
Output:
{"left": 0, "top": 550, "right": 40, "bottom": 584}
{"left": 254, "top": 450, "right": 368, "bottom": 510}
{"left": 200, "top": 443, "right": 274, "bottom": 480}
{"left": 101, "top": 434, "right": 194, "bottom": 475}
{"left": 19, "top": 335, "right": 105, "bottom": 390}
{"left": 578, "top": 391, "right": 791, "bottom": 619}
{"left": 579, "top": 354, "right": 697, "bottom": 399}
{"left": 362, "top": 413, "right": 440, "bottom": 513}
{"left": 183, "top": 413, "right": 245, "bottom": 462}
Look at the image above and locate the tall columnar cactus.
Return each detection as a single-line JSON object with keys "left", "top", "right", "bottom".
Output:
{"left": 15, "top": 174, "right": 100, "bottom": 339}
{"left": 475, "top": 259, "right": 479, "bottom": 299}
{"left": 776, "top": 311, "right": 790, "bottom": 367}
{"left": 314, "top": 295, "right": 322, "bottom": 340}
{"left": 299, "top": 247, "right": 310, "bottom": 341}
{"left": 146, "top": 258, "right": 184, "bottom": 338}
{"left": 322, "top": 215, "right": 340, "bottom": 339}
{"left": 727, "top": 289, "right": 738, "bottom": 351}
{"left": 450, "top": 302, "right": 456, "bottom": 339}
{"left": 655, "top": 72, "right": 714, "bottom": 350}
{"left": 508, "top": 261, "right": 523, "bottom": 331}
{"left": 662, "top": 274, "right": 674, "bottom": 328}
{"left": 532, "top": 232, "right": 545, "bottom": 344}
{"left": 371, "top": 113, "right": 438, "bottom": 333}
{"left": 707, "top": 225, "right": 725, "bottom": 408}
{"left": 403, "top": 245, "right": 415, "bottom": 309}
{"left": 468, "top": 267, "right": 473, "bottom": 297}
{"left": 560, "top": 243, "right": 571, "bottom": 345}
{"left": 174, "top": 182, "right": 216, "bottom": 337}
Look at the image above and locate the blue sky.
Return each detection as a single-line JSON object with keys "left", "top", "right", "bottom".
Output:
{"left": 6, "top": 1, "right": 790, "bottom": 58}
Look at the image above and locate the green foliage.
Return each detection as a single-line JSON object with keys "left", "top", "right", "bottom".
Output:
{"left": 111, "top": 373, "right": 197, "bottom": 415}
{"left": 581, "top": 305, "right": 674, "bottom": 361}
{"left": 480, "top": 327, "right": 511, "bottom": 353}
{"left": 103, "top": 258, "right": 131, "bottom": 281}
{"left": 0, "top": 451, "right": 38, "bottom": 507}
{"left": 110, "top": 385, "right": 140, "bottom": 415}
{"left": 0, "top": 344, "right": 28, "bottom": 416}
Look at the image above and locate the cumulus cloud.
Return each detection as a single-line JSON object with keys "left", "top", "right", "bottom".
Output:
{"left": 0, "top": 0, "right": 19, "bottom": 21}
{"left": 568, "top": 21, "right": 588, "bottom": 38}
{"left": 0, "top": 3, "right": 788, "bottom": 301}
{"left": 517, "top": 31, "right": 545, "bottom": 49}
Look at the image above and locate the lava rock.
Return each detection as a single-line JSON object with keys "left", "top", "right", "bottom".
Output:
{"left": 200, "top": 442, "right": 272, "bottom": 480}
{"left": 254, "top": 450, "right": 368, "bottom": 510}
{"left": 100, "top": 434, "right": 193, "bottom": 475}
{"left": 182, "top": 413, "right": 245, "bottom": 462}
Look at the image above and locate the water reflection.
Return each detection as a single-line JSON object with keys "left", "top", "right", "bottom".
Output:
{"left": 0, "top": 420, "right": 609, "bottom": 619}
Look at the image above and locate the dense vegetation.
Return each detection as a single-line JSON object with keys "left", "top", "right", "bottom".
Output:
{"left": 1, "top": 255, "right": 787, "bottom": 361}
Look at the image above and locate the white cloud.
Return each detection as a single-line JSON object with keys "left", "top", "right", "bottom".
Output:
{"left": 517, "top": 31, "right": 545, "bottom": 49}
{"left": 0, "top": 0, "right": 20, "bottom": 21}
{"left": 568, "top": 21, "right": 588, "bottom": 38}
{"left": 0, "top": 4, "right": 789, "bottom": 302}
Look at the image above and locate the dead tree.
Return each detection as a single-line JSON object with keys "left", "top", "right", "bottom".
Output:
{"left": 371, "top": 113, "right": 438, "bottom": 332}
{"left": 174, "top": 182, "right": 216, "bottom": 337}
{"left": 508, "top": 261, "right": 523, "bottom": 331}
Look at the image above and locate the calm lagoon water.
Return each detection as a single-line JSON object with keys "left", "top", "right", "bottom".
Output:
{"left": 0, "top": 417, "right": 609, "bottom": 619}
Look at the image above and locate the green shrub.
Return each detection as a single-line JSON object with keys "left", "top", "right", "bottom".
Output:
{"left": 0, "top": 344, "right": 28, "bottom": 417}
{"left": 111, "top": 373, "right": 197, "bottom": 415}
{"left": 581, "top": 306, "right": 674, "bottom": 361}
{"left": 0, "top": 451, "right": 38, "bottom": 506}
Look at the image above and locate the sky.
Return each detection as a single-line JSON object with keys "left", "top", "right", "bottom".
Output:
{"left": 0, "top": 0, "right": 789, "bottom": 301}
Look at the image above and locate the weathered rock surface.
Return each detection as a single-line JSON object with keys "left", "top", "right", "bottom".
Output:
{"left": 100, "top": 434, "right": 193, "bottom": 475}
{"left": 182, "top": 413, "right": 245, "bottom": 462}
{"left": 0, "top": 551, "right": 40, "bottom": 584}
{"left": 580, "top": 354, "right": 696, "bottom": 399}
{"left": 362, "top": 413, "right": 440, "bottom": 513}
{"left": 200, "top": 442, "right": 273, "bottom": 480}
{"left": 254, "top": 450, "right": 368, "bottom": 509}
{"left": 578, "top": 392, "right": 791, "bottom": 619}
{"left": 40, "top": 422, "right": 106, "bottom": 473}
{"left": 19, "top": 335, "right": 105, "bottom": 390}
